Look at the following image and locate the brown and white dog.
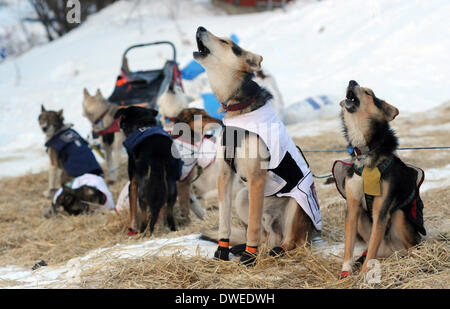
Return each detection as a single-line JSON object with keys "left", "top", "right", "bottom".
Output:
{"left": 39, "top": 106, "right": 104, "bottom": 198}
{"left": 194, "top": 26, "right": 320, "bottom": 265}
{"left": 39, "top": 105, "right": 71, "bottom": 198}
{"left": 335, "top": 80, "right": 426, "bottom": 278}
{"left": 157, "top": 83, "right": 223, "bottom": 220}
{"left": 82, "top": 88, "right": 125, "bottom": 184}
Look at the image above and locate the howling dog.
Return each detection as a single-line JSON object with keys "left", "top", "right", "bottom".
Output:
{"left": 157, "top": 82, "right": 223, "bottom": 219}
{"left": 39, "top": 105, "right": 103, "bottom": 198}
{"left": 114, "top": 106, "right": 183, "bottom": 234}
{"left": 333, "top": 80, "right": 426, "bottom": 278}
{"left": 82, "top": 88, "right": 125, "bottom": 184}
{"left": 194, "top": 26, "right": 322, "bottom": 265}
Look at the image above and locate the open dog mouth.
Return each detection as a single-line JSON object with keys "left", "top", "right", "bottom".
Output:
{"left": 344, "top": 85, "right": 360, "bottom": 112}
{"left": 193, "top": 30, "right": 210, "bottom": 59}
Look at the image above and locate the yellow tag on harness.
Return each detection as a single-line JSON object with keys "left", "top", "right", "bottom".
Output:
{"left": 362, "top": 167, "right": 381, "bottom": 196}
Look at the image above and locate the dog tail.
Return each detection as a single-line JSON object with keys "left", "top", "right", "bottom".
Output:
{"left": 147, "top": 159, "right": 168, "bottom": 212}
{"left": 200, "top": 227, "right": 247, "bottom": 246}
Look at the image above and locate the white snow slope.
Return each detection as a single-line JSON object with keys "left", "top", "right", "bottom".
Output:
{"left": 0, "top": 0, "right": 449, "bottom": 177}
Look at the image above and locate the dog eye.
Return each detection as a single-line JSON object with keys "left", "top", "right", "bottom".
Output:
{"left": 220, "top": 39, "right": 229, "bottom": 45}
{"left": 364, "top": 91, "right": 372, "bottom": 96}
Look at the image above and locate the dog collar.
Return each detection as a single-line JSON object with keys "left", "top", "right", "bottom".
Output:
{"left": 350, "top": 138, "right": 385, "bottom": 158}
{"left": 221, "top": 74, "right": 254, "bottom": 111}
{"left": 221, "top": 99, "right": 254, "bottom": 112}
{"left": 97, "top": 117, "right": 121, "bottom": 137}
{"left": 164, "top": 116, "right": 177, "bottom": 124}
{"left": 94, "top": 107, "right": 110, "bottom": 126}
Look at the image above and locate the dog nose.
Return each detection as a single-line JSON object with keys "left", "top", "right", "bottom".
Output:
{"left": 349, "top": 80, "right": 359, "bottom": 87}
{"left": 42, "top": 126, "right": 48, "bottom": 132}
{"left": 197, "top": 26, "right": 207, "bottom": 33}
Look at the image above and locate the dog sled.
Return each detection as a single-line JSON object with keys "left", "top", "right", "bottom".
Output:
{"left": 108, "top": 41, "right": 183, "bottom": 108}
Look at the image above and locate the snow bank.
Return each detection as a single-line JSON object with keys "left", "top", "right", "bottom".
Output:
{"left": 0, "top": 233, "right": 218, "bottom": 288}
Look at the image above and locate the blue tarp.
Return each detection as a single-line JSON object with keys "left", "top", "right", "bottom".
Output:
{"left": 181, "top": 60, "right": 204, "bottom": 80}
{"left": 201, "top": 93, "right": 224, "bottom": 119}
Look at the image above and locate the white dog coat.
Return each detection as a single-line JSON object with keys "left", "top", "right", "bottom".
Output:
{"left": 222, "top": 103, "right": 322, "bottom": 230}
{"left": 173, "top": 135, "right": 217, "bottom": 181}
{"left": 53, "top": 173, "right": 115, "bottom": 211}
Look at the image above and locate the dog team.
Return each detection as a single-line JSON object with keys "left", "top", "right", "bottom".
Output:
{"left": 39, "top": 26, "right": 426, "bottom": 278}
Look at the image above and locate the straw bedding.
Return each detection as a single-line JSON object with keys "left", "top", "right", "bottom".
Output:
{"left": 0, "top": 103, "right": 448, "bottom": 288}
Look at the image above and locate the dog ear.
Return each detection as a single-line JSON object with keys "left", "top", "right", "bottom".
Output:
{"left": 149, "top": 108, "right": 158, "bottom": 117}
{"left": 41, "top": 104, "right": 46, "bottom": 113}
{"left": 57, "top": 109, "right": 64, "bottom": 118}
{"left": 83, "top": 88, "right": 91, "bottom": 98}
{"left": 380, "top": 100, "right": 399, "bottom": 122}
{"left": 244, "top": 51, "right": 263, "bottom": 72}
{"left": 95, "top": 89, "right": 103, "bottom": 98}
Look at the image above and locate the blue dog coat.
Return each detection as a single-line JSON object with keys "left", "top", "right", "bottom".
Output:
{"left": 123, "top": 126, "right": 183, "bottom": 180}
{"left": 45, "top": 129, "right": 103, "bottom": 177}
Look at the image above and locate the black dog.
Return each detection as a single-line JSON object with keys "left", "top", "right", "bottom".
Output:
{"left": 114, "top": 106, "right": 182, "bottom": 235}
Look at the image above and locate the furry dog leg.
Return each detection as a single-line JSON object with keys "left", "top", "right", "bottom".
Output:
{"left": 240, "top": 169, "right": 266, "bottom": 266}
{"left": 215, "top": 160, "right": 235, "bottom": 261}
{"left": 361, "top": 182, "right": 390, "bottom": 272}
{"left": 128, "top": 177, "right": 139, "bottom": 235}
{"left": 177, "top": 178, "right": 191, "bottom": 220}
{"left": 270, "top": 199, "right": 312, "bottom": 257}
{"left": 190, "top": 192, "right": 206, "bottom": 219}
{"left": 103, "top": 142, "right": 114, "bottom": 183}
{"left": 110, "top": 133, "right": 124, "bottom": 183}
{"left": 341, "top": 175, "right": 363, "bottom": 278}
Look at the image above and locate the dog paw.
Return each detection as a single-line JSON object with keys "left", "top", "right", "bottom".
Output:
{"left": 214, "top": 246, "right": 230, "bottom": 261}
{"left": 339, "top": 271, "right": 351, "bottom": 279}
{"left": 239, "top": 246, "right": 258, "bottom": 267}
{"left": 269, "top": 246, "right": 286, "bottom": 257}
{"left": 127, "top": 228, "right": 138, "bottom": 236}
{"left": 230, "top": 244, "right": 246, "bottom": 256}
{"left": 214, "top": 239, "right": 230, "bottom": 261}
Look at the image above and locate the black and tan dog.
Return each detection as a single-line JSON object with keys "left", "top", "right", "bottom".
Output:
{"left": 114, "top": 106, "right": 182, "bottom": 235}
{"left": 194, "top": 26, "right": 322, "bottom": 265}
{"left": 48, "top": 185, "right": 107, "bottom": 217}
{"left": 333, "top": 80, "right": 426, "bottom": 278}
{"left": 39, "top": 105, "right": 103, "bottom": 198}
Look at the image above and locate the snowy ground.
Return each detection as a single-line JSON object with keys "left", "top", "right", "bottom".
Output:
{"left": 0, "top": 232, "right": 366, "bottom": 288}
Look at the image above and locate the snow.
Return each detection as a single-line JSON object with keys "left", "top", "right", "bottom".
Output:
{"left": 421, "top": 164, "right": 450, "bottom": 192}
{"left": 0, "top": 234, "right": 219, "bottom": 288}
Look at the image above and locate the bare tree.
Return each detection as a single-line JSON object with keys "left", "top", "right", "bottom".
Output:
{"left": 28, "top": 0, "right": 118, "bottom": 41}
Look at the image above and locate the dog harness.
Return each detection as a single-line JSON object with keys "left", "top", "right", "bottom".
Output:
{"left": 45, "top": 128, "right": 103, "bottom": 177}
{"left": 122, "top": 126, "right": 183, "bottom": 181}
{"left": 222, "top": 103, "right": 322, "bottom": 231}
{"left": 164, "top": 117, "right": 218, "bottom": 182}
{"left": 332, "top": 156, "right": 426, "bottom": 235}
{"left": 171, "top": 134, "right": 217, "bottom": 181}
{"left": 52, "top": 173, "right": 115, "bottom": 210}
